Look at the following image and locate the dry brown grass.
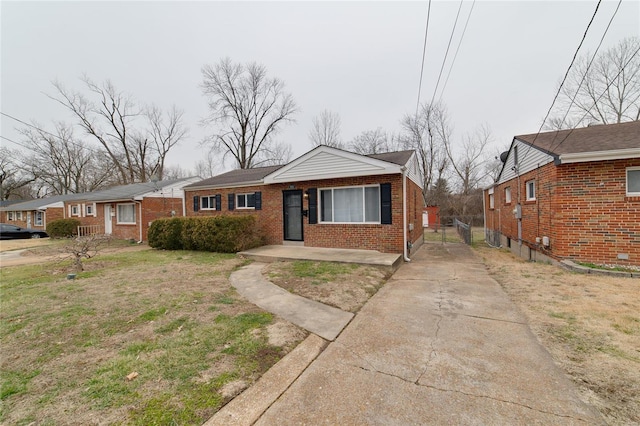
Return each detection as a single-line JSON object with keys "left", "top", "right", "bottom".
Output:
{"left": 475, "top": 244, "right": 640, "bottom": 425}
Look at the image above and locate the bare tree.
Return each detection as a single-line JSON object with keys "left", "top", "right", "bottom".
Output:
{"left": 19, "top": 122, "right": 112, "bottom": 195}
{"left": 50, "top": 77, "right": 186, "bottom": 183}
{"left": 253, "top": 141, "right": 292, "bottom": 166}
{"left": 0, "top": 147, "right": 36, "bottom": 200}
{"left": 553, "top": 37, "right": 640, "bottom": 128}
{"left": 194, "top": 148, "right": 222, "bottom": 179}
{"left": 446, "top": 124, "right": 493, "bottom": 195}
{"left": 200, "top": 58, "right": 298, "bottom": 169}
{"left": 62, "top": 234, "right": 112, "bottom": 272}
{"left": 348, "top": 128, "right": 398, "bottom": 154}
{"left": 309, "top": 110, "right": 343, "bottom": 148}
{"left": 400, "top": 102, "right": 451, "bottom": 205}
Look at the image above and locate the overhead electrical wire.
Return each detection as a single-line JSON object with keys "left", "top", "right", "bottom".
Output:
{"left": 546, "top": 0, "right": 623, "bottom": 154}
{"left": 546, "top": 43, "right": 640, "bottom": 154}
{"left": 519, "top": 0, "right": 603, "bottom": 163}
{"left": 415, "top": 0, "right": 433, "bottom": 118}
{"left": 429, "top": 0, "right": 465, "bottom": 107}
{"left": 438, "top": 0, "right": 476, "bottom": 102}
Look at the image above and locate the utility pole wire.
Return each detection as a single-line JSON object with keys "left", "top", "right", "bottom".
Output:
{"left": 415, "top": 0, "right": 433, "bottom": 118}
{"left": 439, "top": 0, "right": 476, "bottom": 102}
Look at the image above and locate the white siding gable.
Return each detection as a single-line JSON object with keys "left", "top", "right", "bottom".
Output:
{"left": 497, "top": 138, "right": 554, "bottom": 184}
{"left": 406, "top": 153, "right": 423, "bottom": 189}
{"left": 136, "top": 177, "right": 202, "bottom": 200}
{"left": 264, "top": 146, "right": 402, "bottom": 184}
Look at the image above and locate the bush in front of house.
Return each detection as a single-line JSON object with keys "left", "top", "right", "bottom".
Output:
{"left": 148, "top": 216, "right": 263, "bottom": 253}
{"left": 47, "top": 218, "right": 81, "bottom": 238}
{"left": 148, "top": 217, "right": 184, "bottom": 250}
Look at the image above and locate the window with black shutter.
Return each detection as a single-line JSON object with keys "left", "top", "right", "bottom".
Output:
{"left": 228, "top": 193, "right": 235, "bottom": 210}
{"left": 254, "top": 191, "right": 262, "bottom": 210}
{"left": 193, "top": 195, "right": 199, "bottom": 212}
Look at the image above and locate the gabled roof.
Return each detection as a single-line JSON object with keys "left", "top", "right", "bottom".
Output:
{"left": 367, "top": 150, "right": 416, "bottom": 166}
{"left": 0, "top": 193, "right": 86, "bottom": 212}
{"left": 516, "top": 121, "right": 640, "bottom": 159}
{"left": 264, "top": 145, "right": 412, "bottom": 184}
{"left": 78, "top": 177, "right": 198, "bottom": 202}
{"left": 183, "top": 166, "right": 283, "bottom": 190}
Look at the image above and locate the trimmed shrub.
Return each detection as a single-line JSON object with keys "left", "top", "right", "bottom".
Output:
{"left": 148, "top": 216, "right": 263, "bottom": 253}
{"left": 47, "top": 218, "right": 81, "bottom": 238}
{"left": 148, "top": 218, "right": 184, "bottom": 250}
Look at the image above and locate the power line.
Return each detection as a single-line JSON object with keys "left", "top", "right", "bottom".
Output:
{"left": 519, "top": 0, "right": 603, "bottom": 164}
{"left": 547, "top": 43, "right": 640, "bottom": 154}
{"left": 429, "top": 0, "right": 465, "bottom": 107}
{"left": 1, "top": 111, "right": 63, "bottom": 142}
{"left": 415, "top": 0, "right": 433, "bottom": 118}
{"left": 546, "top": 0, "right": 623, "bottom": 153}
{"left": 439, "top": 0, "right": 476, "bottom": 101}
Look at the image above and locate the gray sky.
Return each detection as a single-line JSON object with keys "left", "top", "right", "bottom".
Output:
{"left": 2, "top": 1, "right": 639, "bottom": 175}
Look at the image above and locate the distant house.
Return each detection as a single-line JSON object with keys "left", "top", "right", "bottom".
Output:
{"left": 183, "top": 145, "right": 424, "bottom": 258}
{"left": 64, "top": 177, "right": 200, "bottom": 241}
{"left": 0, "top": 194, "right": 82, "bottom": 230}
{"left": 484, "top": 121, "right": 640, "bottom": 268}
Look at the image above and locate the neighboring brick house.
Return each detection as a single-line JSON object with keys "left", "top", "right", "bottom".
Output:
{"left": 184, "top": 145, "right": 424, "bottom": 258}
{"left": 0, "top": 194, "right": 81, "bottom": 230}
{"left": 484, "top": 121, "right": 640, "bottom": 268}
{"left": 63, "top": 177, "right": 200, "bottom": 241}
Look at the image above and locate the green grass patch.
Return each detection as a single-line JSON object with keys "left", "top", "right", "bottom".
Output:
{"left": 289, "top": 261, "right": 357, "bottom": 282}
{"left": 1, "top": 369, "right": 41, "bottom": 400}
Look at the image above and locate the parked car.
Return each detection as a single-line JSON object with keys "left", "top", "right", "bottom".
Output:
{"left": 0, "top": 223, "right": 49, "bottom": 239}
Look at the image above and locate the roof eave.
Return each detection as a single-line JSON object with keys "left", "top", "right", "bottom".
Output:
{"left": 559, "top": 148, "right": 640, "bottom": 164}
{"left": 184, "top": 180, "right": 267, "bottom": 191}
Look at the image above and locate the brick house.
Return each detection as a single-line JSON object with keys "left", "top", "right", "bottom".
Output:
{"left": 0, "top": 194, "right": 81, "bottom": 230}
{"left": 184, "top": 146, "right": 424, "bottom": 258}
{"left": 63, "top": 177, "right": 200, "bottom": 241}
{"left": 484, "top": 121, "right": 640, "bottom": 268}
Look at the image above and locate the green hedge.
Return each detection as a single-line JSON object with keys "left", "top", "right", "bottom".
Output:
{"left": 47, "top": 218, "right": 81, "bottom": 238}
{"left": 148, "top": 216, "right": 264, "bottom": 253}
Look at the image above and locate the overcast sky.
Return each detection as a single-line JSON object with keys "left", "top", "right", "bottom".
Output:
{"left": 2, "top": 1, "right": 639, "bottom": 176}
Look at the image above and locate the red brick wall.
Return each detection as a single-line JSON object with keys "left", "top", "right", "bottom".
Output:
{"left": 485, "top": 158, "right": 640, "bottom": 267}
{"left": 186, "top": 174, "right": 422, "bottom": 254}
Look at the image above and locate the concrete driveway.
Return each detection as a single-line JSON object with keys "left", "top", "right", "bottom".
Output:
{"left": 251, "top": 243, "right": 603, "bottom": 424}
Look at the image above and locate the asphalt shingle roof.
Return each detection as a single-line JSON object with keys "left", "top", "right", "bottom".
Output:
{"left": 367, "top": 150, "right": 415, "bottom": 165}
{"left": 79, "top": 177, "right": 195, "bottom": 202}
{"left": 515, "top": 121, "right": 640, "bottom": 156}
{"left": 0, "top": 193, "right": 86, "bottom": 212}
{"left": 183, "top": 165, "right": 283, "bottom": 189}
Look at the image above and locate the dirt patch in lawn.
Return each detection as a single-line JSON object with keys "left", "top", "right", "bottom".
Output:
{"left": 475, "top": 245, "right": 640, "bottom": 425}
{"left": 263, "top": 261, "right": 390, "bottom": 313}
{"left": 0, "top": 249, "right": 307, "bottom": 425}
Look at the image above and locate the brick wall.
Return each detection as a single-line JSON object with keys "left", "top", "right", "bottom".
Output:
{"left": 485, "top": 158, "right": 640, "bottom": 267}
{"left": 186, "top": 174, "right": 423, "bottom": 254}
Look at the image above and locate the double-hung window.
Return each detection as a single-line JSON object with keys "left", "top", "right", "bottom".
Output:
{"left": 320, "top": 185, "right": 380, "bottom": 223}
{"left": 34, "top": 211, "right": 44, "bottom": 226}
{"left": 7, "top": 212, "right": 14, "bottom": 221}
{"left": 117, "top": 203, "right": 136, "bottom": 224}
{"left": 86, "top": 204, "right": 94, "bottom": 216}
{"left": 505, "top": 187, "right": 512, "bottom": 204}
{"left": 237, "top": 193, "right": 256, "bottom": 209}
{"left": 71, "top": 205, "right": 79, "bottom": 216}
{"left": 525, "top": 180, "right": 536, "bottom": 201}
{"left": 201, "top": 195, "right": 218, "bottom": 210}
{"left": 488, "top": 187, "right": 495, "bottom": 209}
{"left": 16, "top": 211, "right": 23, "bottom": 220}
{"left": 627, "top": 167, "right": 640, "bottom": 196}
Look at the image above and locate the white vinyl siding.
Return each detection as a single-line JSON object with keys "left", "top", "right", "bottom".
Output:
{"left": 116, "top": 203, "right": 136, "bottom": 224}
{"left": 627, "top": 167, "right": 640, "bottom": 196}
{"left": 320, "top": 185, "right": 380, "bottom": 224}
{"left": 498, "top": 139, "right": 554, "bottom": 184}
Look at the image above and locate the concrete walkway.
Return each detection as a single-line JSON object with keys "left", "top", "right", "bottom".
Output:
{"left": 238, "top": 245, "right": 403, "bottom": 272}
{"left": 254, "top": 243, "right": 603, "bottom": 425}
{"left": 230, "top": 263, "right": 354, "bottom": 341}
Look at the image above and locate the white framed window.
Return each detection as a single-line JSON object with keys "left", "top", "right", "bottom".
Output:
{"left": 34, "top": 211, "right": 44, "bottom": 226}
{"left": 86, "top": 204, "right": 94, "bottom": 216}
{"left": 237, "top": 193, "right": 256, "bottom": 209}
{"left": 488, "top": 187, "right": 495, "bottom": 209}
{"left": 71, "top": 205, "right": 79, "bottom": 216}
{"left": 627, "top": 167, "right": 640, "bottom": 196}
{"left": 320, "top": 185, "right": 380, "bottom": 223}
{"left": 201, "top": 195, "right": 218, "bottom": 210}
{"left": 505, "top": 187, "right": 512, "bottom": 204}
{"left": 116, "top": 203, "right": 136, "bottom": 224}
{"left": 7, "top": 212, "right": 14, "bottom": 221}
{"left": 16, "top": 211, "right": 23, "bottom": 220}
{"left": 525, "top": 180, "right": 536, "bottom": 201}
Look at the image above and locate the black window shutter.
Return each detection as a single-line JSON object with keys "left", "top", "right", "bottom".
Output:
{"left": 308, "top": 188, "right": 317, "bottom": 224}
{"left": 215, "top": 194, "right": 221, "bottom": 211}
{"left": 254, "top": 191, "right": 262, "bottom": 210}
{"left": 228, "top": 193, "right": 235, "bottom": 210}
{"left": 380, "top": 183, "right": 392, "bottom": 225}
{"left": 193, "top": 195, "right": 199, "bottom": 212}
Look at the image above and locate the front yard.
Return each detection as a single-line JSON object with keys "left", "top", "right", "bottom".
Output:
{"left": 0, "top": 248, "right": 306, "bottom": 425}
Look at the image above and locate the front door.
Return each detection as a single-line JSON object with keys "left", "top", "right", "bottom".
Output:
{"left": 104, "top": 205, "right": 113, "bottom": 235}
{"left": 283, "top": 190, "right": 303, "bottom": 241}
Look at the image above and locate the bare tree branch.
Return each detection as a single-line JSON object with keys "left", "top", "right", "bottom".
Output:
{"left": 309, "top": 110, "right": 343, "bottom": 148}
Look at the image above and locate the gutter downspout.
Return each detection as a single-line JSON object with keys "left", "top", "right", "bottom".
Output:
{"left": 182, "top": 189, "right": 187, "bottom": 217}
{"left": 135, "top": 200, "right": 143, "bottom": 243}
{"left": 402, "top": 166, "right": 411, "bottom": 262}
